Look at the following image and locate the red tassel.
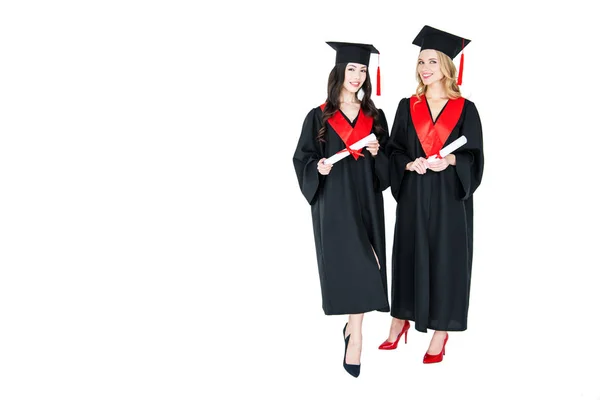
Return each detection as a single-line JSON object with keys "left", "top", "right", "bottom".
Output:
{"left": 457, "top": 52, "right": 464, "bottom": 86}
{"left": 457, "top": 38, "right": 464, "bottom": 86}
{"left": 376, "top": 54, "right": 381, "bottom": 96}
{"left": 376, "top": 66, "right": 381, "bottom": 96}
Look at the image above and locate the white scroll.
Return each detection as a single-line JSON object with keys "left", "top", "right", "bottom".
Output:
{"left": 426, "top": 135, "right": 467, "bottom": 162}
{"left": 324, "top": 133, "right": 376, "bottom": 165}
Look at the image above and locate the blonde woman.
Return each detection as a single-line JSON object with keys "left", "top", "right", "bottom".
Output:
{"left": 378, "top": 26, "right": 484, "bottom": 363}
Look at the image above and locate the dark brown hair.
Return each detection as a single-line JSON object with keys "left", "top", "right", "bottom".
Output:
{"left": 317, "top": 63, "right": 384, "bottom": 142}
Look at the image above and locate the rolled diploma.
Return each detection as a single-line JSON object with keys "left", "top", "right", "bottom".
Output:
{"left": 324, "top": 133, "right": 376, "bottom": 165}
{"left": 426, "top": 135, "right": 468, "bottom": 162}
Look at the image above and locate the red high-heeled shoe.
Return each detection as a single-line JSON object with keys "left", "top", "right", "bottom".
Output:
{"left": 378, "top": 320, "right": 410, "bottom": 350}
{"left": 423, "top": 333, "right": 448, "bottom": 364}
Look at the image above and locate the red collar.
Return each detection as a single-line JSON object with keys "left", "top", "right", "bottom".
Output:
{"left": 409, "top": 96, "right": 465, "bottom": 157}
{"left": 320, "top": 103, "right": 374, "bottom": 160}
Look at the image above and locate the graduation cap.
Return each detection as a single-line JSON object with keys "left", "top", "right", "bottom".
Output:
{"left": 412, "top": 25, "right": 471, "bottom": 85}
{"left": 326, "top": 41, "right": 382, "bottom": 96}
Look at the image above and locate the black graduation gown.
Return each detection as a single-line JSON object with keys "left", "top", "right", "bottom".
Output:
{"left": 387, "top": 97, "right": 484, "bottom": 332}
{"left": 293, "top": 106, "right": 391, "bottom": 315}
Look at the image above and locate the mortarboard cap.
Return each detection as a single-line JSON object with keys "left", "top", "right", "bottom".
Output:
{"left": 326, "top": 41, "right": 382, "bottom": 95}
{"left": 326, "top": 41, "right": 379, "bottom": 66}
{"left": 412, "top": 25, "right": 471, "bottom": 85}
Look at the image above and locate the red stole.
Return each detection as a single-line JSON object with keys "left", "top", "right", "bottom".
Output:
{"left": 410, "top": 96, "right": 465, "bottom": 158}
{"left": 320, "top": 103, "right": 373, "bottom": 160}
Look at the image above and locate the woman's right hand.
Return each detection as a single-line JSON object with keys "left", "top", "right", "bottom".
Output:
{"left": 317, "top": 158, "right": 333, "bottom": 175}
{"left": 406, "top": 157, "right": 429, "bottom": 174}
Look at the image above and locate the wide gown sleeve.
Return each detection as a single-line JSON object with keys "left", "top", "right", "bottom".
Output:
{"left": 292, "top": 108, "right": 324, "bottom": 205}
{"left": 454, "top": 101, "right": 484, "bottom": 200}
{"left": 386, "top": 98, "right": 412, "bottom": 201}
{"left": 373, "top": 109, "right": 391, "bottom": 192}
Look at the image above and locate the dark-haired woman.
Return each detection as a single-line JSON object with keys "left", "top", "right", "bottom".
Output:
{"left": 292, "top": 42, "right": 390, "bottom": 378}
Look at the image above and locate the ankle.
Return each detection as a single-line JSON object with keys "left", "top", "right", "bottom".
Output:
{"left": 348, "top": 332, "right": 362, "bottom": 341}
{"left": 346, "top": 324, "right": 362, "bottom": 335}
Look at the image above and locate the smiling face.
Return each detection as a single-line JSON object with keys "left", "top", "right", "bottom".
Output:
{"left": 417, "top": 49, "right": 443, "bottom": 86}
{"left": 342, "top": 62, "right": 367, "bottom": 94}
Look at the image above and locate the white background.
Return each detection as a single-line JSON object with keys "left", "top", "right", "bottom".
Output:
{"left": 1, "top": 0, "right": 599, "bottom": 399}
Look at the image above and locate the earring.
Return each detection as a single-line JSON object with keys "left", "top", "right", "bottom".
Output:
{"left": 357, "top": 88, "right": 364, "bottom": 100}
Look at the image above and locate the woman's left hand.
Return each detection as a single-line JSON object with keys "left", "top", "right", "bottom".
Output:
{"left": 428, "top": 156, "right": 450, "bottom": 172}
{"left": 366, "top": 139, "right": 380, "bottom": 156}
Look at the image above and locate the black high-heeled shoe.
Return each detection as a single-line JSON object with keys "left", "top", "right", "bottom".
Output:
{"left": 342, "top": 323, "right": 360, "bottom": 377}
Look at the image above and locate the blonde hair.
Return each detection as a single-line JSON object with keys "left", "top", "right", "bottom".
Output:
{"left": 414, "top": 50, "right": 461, "bottom": 102}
